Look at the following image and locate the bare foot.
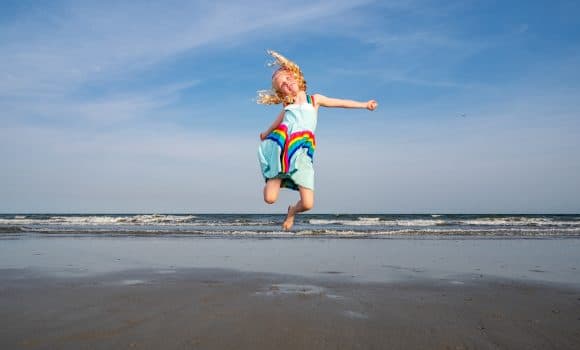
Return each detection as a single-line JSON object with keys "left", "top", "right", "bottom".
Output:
{"left": 282, "top": 205, "right": 295, "bottom": 231}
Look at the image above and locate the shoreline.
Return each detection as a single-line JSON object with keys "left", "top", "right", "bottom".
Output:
{"left": 1, "top": 234, "right": 579, "bottom": 286}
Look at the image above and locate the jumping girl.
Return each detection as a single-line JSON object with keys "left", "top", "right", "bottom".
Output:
{"left": 257, "top": 50, "right": 378, "bottom": 230}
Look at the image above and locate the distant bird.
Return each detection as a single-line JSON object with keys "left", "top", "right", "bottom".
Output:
{"left": 459, "top": 113, "right": 467, "bottom": 118}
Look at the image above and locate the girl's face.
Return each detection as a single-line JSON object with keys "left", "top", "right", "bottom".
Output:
{"left": 273, "top": 70, "right": 299, "bottom": 97}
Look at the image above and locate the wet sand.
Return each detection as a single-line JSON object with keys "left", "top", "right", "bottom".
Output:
{"left": 1, "top": 235, "right": 580, "bottom": 349}
{"left": 1, "top": 267, "right": 579, "bottom": 349}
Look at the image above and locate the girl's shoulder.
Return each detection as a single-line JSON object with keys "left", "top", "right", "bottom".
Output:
{"left": 305, "top": 93, "right": 317, "bottom": 107}
{"left": 309, "top": 93, "right": 325, "bottom": 109}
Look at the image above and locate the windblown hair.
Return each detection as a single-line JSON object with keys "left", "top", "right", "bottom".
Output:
{"left": 257, "top": 50, "right": 307, "bottom": 105}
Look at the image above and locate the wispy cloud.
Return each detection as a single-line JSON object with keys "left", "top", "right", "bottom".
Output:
{"left": 2, "top": 79, "right": 200, "bottom": 127}
{"left": 75, "top": 80, "right": 201, "bottom": 123}
{"left": 0, "top": 0, "right": 372, "bottom": 99}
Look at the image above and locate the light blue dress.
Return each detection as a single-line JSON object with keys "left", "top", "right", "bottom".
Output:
{"left": 258, "top": 95, "right": 317, "bottom": 191}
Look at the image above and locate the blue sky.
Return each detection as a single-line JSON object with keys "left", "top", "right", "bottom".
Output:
{"left": 1, "top": 0, "right": 579, "bottom": 213}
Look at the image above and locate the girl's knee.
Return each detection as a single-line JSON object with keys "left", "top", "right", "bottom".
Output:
{"left": 263, "top": 179, "right": 281, "bottom": 205}
{"left": 264, "top": 193, "right": 277, "bottom": 204}
{"left": 301, "top": 199, "right": 314, "bottom": 211}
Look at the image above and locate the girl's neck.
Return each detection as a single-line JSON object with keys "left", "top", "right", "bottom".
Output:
{"left": 288, "top": 91, "right": 307, "bottom": 104}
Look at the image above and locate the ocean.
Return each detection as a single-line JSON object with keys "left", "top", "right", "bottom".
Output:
{"left": 1, "top": 213, "right": 579, "bottom": 238}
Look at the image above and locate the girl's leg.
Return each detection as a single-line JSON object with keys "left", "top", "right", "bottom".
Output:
{"left": 282, "top": 186, "right": 314, "bottom": 230}
{"left": 263, "top": 178, "right": 282, "bottom": 204}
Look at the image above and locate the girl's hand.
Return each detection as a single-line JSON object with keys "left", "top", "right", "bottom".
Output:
{"left": 260, "top": 132, "right": 268, "bottom": 141}
{"left": 367, "top": 100, "right": 378, "bottom": 111}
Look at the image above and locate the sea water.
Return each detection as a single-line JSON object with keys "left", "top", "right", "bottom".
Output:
{"left": 0, "top": 213, "right": 579, "bottom": 238}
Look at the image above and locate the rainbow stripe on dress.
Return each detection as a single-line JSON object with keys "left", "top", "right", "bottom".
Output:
{"left": 266, "top": 124, "right": 316, "bottom": 174}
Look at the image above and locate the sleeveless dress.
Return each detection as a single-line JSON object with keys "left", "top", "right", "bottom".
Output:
{"left": 258, "top": 94, "right": 317, "bottom": 191}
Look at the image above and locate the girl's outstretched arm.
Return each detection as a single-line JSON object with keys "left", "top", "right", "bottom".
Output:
{"left": 260, "top": 108, "right": 285, "bottom": 140}
{"left": 314, "top": 94, "right": 378, "bottom": 111}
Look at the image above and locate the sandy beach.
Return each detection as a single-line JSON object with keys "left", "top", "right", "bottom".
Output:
{"left": 1, "top": 235, "right": 580, "bottom": 349}
{"left": 1, "top": 267, "right": 579, "bottom": 349}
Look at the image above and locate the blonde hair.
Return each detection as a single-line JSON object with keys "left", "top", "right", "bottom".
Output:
{"left": 257, "top": 50, "right": 307, "bottom": 105}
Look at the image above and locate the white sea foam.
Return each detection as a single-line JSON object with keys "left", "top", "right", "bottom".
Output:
{"left": 457, "top": 217, "right": 579, "bottom": 226}
{"left": 229, "top": 230, "right": 294, "bottom": 236}
{"left": 295, "top": 227, "right": 580, "bottom": 237}
{"left": 0, "top": 214, "right": 280, "bottom": 227}
{"left": 308, "top": 217, "right": 579, "bottom": 227}
{"left": 308, "top": 218, "right": 446, "bottom": 226}
{"left": 2, "top": 214, "right": 579, "bottom": 238}
{"left": 2, "top": 215, "right": 578, "bottom": 229}
{"left": 357, "top": 217, "right": 380, "bottom": 221}
{"left": 0, "top": 214, "right": 197, "bottom": 226}
{"left": 389, "top": 219, "right": 446, "bottom": 226}
{"left": 5, "top": 224, "right": 580, "bottom": 237}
